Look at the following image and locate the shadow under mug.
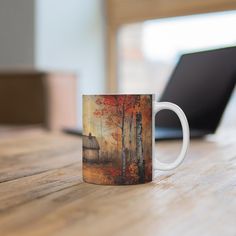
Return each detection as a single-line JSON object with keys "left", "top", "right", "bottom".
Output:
{"left": 83, "top": 94, "right": 189, "bottom": 185}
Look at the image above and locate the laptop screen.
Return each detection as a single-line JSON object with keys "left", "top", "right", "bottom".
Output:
{"left": 156, "top": 46, "right": 236, "bottom": 132}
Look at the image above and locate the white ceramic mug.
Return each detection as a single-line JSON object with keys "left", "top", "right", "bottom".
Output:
{"left": 83, "top": 94, "right": 189, "bottom": 185}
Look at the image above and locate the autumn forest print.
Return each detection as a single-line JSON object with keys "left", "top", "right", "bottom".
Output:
{"left": 83, "top": 95, "right": 152, "bottom": 185}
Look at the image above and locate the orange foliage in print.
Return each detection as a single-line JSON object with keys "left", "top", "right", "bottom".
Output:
{"left": 83, "top": 95, "right": 152, "bottom": 185}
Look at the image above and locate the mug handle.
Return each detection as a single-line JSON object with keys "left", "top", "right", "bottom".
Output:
{"left": 154, "top": 102, "right": 190, "bottom": 171}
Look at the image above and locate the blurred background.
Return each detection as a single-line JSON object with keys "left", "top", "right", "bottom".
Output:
{"left": 0, "top": 0, "right": 235, "bottom": 134}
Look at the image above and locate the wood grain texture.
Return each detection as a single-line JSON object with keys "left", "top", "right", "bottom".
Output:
{"left": 0, "top": 130, "right": 235, "bottom": 236}
{"left": 107, "top": 0, "right": 236, "bottom": 26}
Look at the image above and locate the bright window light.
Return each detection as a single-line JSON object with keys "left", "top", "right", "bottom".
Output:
{"left": 142, "top": 11, "right": 236, "bottom": 63}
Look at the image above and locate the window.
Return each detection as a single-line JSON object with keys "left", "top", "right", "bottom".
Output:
{"left": 118, "top": 11, "right": 236, "bottom": 96}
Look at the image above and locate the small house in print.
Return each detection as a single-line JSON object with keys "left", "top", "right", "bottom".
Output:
{"left": 83, "top": 133, "right": 100, "bottom": 162}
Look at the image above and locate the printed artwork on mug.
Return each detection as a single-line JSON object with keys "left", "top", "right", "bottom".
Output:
{"left": 83, "top": 95, "right": 152, "bottom": 185}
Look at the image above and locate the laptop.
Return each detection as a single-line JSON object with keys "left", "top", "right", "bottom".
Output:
{"left": 155, "top": 46, "right": 236, "bottom": 140}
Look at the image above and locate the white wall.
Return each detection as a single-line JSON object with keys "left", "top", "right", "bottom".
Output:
{"left": 0, "top": 0, "right": 35, "bottom": 68}
{"left": 36, "top": 0, "right": 106, "bottom": 127}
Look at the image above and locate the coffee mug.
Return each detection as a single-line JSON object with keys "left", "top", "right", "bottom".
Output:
{"left": 83, "top": 94, "right": 189, "bottom": 185}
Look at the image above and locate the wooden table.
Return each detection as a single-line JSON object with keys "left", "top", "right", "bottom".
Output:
{"left": 0, "top": 130, "right": 235, "bottom": 236}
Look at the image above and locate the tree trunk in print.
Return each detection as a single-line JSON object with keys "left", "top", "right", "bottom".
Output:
{"left": 129, "top": 112, "right": 133, "bottom": 162}
{"left": 121, "top": 98, "right": 126, "bottom": 180}
{"left": 115, "top": 97, "right": 119, "bottom": 161}
{"left": 136, "top": 112, "right": 145, "bottom": 183}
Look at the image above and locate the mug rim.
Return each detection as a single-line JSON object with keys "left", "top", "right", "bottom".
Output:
{"left": 82, "top": 93, "right": 157, "bottom": 100}
{"left": 82, "top": 93, "right": 155, "bottom": 95}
